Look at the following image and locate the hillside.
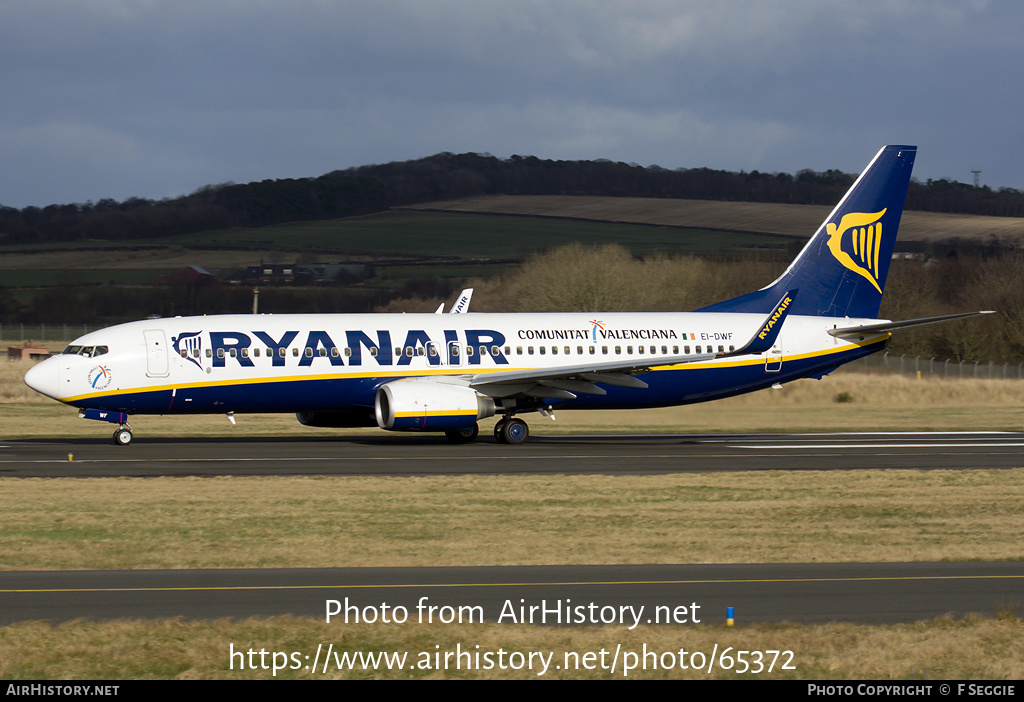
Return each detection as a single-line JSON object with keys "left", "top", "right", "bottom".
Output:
{"left": 407, "top": 195, "right": 1024, "bottom": 244}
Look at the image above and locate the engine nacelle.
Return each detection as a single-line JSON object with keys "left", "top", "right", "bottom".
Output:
{"left": 375, "top": 378, "right": 495, "bottom": 432}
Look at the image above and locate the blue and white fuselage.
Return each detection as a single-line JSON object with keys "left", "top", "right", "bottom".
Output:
{"left": 25, "top": 310, "right": 888, "bottom": 415}
{"left": 25, "top": 145, "right": 988, "bottom": 445}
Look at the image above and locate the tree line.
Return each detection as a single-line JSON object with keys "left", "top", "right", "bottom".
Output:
{"left": 379, "top": 243, "right": 1024, "bottom": 364}
{"left": 3, "top": 152, "right": 1023, "bottom": 246}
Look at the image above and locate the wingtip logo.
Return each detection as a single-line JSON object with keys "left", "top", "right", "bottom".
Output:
{"left": 756, "top": 295, "right": 792, "bottom": 341}
{"left": 826, "top": 209, "right": 887, "bottom": 293}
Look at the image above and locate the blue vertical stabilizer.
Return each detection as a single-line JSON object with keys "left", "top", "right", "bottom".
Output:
{"left": 697, "top": 145, "right": 917, "bottom": 318}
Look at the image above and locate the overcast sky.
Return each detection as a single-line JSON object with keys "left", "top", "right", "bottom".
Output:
{"left": 1, "top": 1, "right": 1020, "bottom": 209}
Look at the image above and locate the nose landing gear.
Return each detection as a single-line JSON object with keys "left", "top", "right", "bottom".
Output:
{"left": 113, "top": 424, "right": 133, "bottom": 446}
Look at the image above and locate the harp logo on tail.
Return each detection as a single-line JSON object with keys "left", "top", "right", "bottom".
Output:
{"left": 826, "top": 209, "right": 887, "bottom": 293}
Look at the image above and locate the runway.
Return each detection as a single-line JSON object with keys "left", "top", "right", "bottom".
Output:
{"left": 3, "top": 432, "right": 1020, "bottom": 628}
{"left": 2, "top": 431, "right": 1024, "bottom": 477}
{"left": 2, "top": 562, "right": 1021, "bottom": 626}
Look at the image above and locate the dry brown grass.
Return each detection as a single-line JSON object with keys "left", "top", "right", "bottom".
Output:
{"left": 3, "top": 469, "right": 1023, "bottom": 571}
{"left": 1, "top": 615, "right": 1020, "bottom": 679}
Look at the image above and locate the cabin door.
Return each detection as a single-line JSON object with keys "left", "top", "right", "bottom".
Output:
{"left": 144, "top": 329, "right": 170, "bottom": 378}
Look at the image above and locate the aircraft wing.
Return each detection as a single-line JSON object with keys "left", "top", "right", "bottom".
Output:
{"left": 470, "top": 290, "right": 797, "bottom": 399}
{"left": 469, "top": 351, "right": 719, "bottom": 398}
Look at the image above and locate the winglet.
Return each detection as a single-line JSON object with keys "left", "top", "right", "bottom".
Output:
{"left": 720, "top": 289, "right": 798, "bottom": 357}
{"left": 450, "top": 288, "right": 473, "bottom": 314}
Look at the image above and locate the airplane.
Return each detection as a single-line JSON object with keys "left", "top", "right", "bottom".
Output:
{"left": 24, "top": 145, "right": 992, "bottom": 446}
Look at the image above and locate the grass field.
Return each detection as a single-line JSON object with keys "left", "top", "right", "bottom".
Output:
{"left": 3, "top": 362, "right": 1024, "bottom": 679}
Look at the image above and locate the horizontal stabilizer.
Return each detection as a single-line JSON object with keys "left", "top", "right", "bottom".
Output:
{"left": 828, "top": 310, "right": 995, "bottom": 338}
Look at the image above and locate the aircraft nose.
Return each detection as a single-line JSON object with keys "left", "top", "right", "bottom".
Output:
{"left": 24, "top": 359, "right": 63, "bottom": 400}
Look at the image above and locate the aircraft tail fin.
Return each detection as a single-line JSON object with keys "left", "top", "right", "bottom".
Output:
{"left": 697, "top": 145, "right": 917, "bottom": 318}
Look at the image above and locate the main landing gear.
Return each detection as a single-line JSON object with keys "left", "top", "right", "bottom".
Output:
{"left": 444, "top": 424, "right": 479, "bottom": 444}
{"left": 493, "top": 417, "right": 529, "bottom": 445}
{"left": 442, "top": 416, "right": 531, "bottom": 445}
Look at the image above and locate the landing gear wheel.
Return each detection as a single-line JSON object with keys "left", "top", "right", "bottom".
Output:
{"left": 113, "top": 427, "right": 133, "bottom": 446}
{"left": 500, "top": 417, "right": 529, "bottom": 445}
{"left": 494, "top": 418, "right": 508, "bottom": 443}
{"left": 445, "top": 423, "right": 479, "bottom": 444}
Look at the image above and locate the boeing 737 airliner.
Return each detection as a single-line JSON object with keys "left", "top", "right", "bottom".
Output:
{"left": 24, "top": 145, "right": 990, "bottom": 445}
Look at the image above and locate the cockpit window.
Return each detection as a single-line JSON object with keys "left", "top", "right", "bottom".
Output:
{"left": 60, "top": 345, "right": 108, "bottom": 357}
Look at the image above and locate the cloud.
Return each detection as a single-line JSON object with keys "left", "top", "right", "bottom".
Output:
{"left": 1, "top": 1, "right": 1023, "bottom": 206}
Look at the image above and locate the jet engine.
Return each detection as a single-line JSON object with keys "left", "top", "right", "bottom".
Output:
{"left": 375, "top": 378, "right": 495, "bottom": 431}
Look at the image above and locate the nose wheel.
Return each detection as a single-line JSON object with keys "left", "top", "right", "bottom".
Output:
{"left": 113, "top": 425, "right": 133, "bottom": 446}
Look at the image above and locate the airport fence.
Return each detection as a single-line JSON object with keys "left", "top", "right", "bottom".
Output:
{"left": 838, "top": 351, "right": 1024, "bottom": 380}
{"left": 1, "top": 324, "right": 99, "bottom": 345}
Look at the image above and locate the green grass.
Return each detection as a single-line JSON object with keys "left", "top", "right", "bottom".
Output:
{"left": 1, "top": 269, "right": 174, "bottom": 287}
{"left": 0, "top": 211, "right": 791, "bottom": 263}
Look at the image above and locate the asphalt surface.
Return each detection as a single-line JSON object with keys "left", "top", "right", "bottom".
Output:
{"left": 3, "top": 431, "right": 1021, "bottom": 627}
{"left": 2, "top": 562, "right": 1022, "bottom": 626}
{"left": 2, "top": 431, "right": 1024, "bottom": 477}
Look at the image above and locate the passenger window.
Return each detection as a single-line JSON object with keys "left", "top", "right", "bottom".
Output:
{"left": 491, "top": 346, "right": 500, "bottom": 356}
{"left": 539, "top": 347, "right": 546, "bottom": 355}
{"left": 528, "top": 346, "right": 534, "bottom": 355}
{"left": 589, "top": 346, "right": 595, "bottom": 355}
